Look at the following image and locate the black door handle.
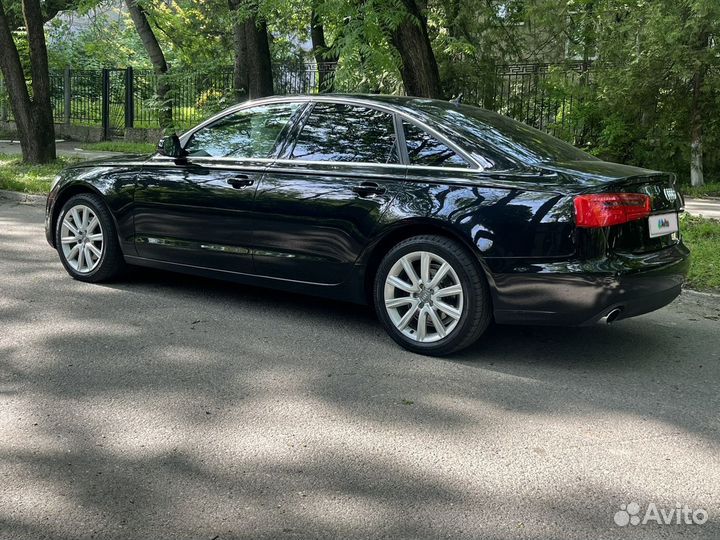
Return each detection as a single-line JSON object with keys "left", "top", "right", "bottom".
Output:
{"left": 227, "top": 176, "right": 254, "bottom": 189}
{"left": 352, "top": 182, "right": 386, "bottom": 196}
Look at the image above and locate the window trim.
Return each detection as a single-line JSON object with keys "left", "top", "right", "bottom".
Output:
{"left": 393, "top": 114, "right": 410, "bottom": 165}
{"left": 284, "top": 101, "right": 403, "bottom": 166}
{"left": 178, "top": 95, "right": 483, "bottom": 171}
{"left": 181, "top": 101, "right": 305, "bottom": 160}
{"left": 401, "top": 118, "right": 473, "bottom": 170}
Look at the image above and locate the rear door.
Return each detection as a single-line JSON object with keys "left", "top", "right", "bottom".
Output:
{"left": 133, "top": 102, "right": 301, "bottom": 273}
{"left": 252, "top": 101, "right": 405, "bottom": 284}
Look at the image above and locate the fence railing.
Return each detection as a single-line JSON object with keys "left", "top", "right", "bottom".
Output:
{"left": 0, "top": 63, "right": 342, "bottom": 137}
{"left": 454, "top": 62, "right": 591, "bottom": 139}
{"left": 1, "top": 62, "right": 589, "bottom": 139}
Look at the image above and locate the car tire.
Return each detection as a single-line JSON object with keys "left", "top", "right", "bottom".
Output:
{"left": 55, "top": 193, "right": 125, "bottom": 283}
{"left": 373, "top": 235, "right": 492, "bottom": 356}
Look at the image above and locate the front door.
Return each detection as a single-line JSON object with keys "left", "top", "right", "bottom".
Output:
{"left": 252, "top": 102, "right": 406, "bottom": 284}
{"left": 133, "top": 102, "right": 302, "bottom": 274}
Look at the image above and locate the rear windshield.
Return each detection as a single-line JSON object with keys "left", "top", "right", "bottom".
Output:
{"left": 412, "top": 101, "right": 598, "bottom": 164}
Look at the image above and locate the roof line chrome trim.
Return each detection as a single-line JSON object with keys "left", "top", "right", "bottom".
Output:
{"left": 178, "top": 95, "right": 482, "bottom": 171}
{"left": 149, "top": 154, "right": 474, "bottom": 172}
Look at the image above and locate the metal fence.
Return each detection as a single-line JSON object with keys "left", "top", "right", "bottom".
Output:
{"left": 1, "top": 62, "right": 589, "bottom": 139}
{"left": 0, "top": 63, "right": 342, "bottom": 137}
{"left": 456, "top": 62, "right": 591, "bottom": 138}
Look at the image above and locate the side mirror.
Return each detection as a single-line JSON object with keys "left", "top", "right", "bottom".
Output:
{"left": 157, "top": 134, "right": 186, "bottom": 158}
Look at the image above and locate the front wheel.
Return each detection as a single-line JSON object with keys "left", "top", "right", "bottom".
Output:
{"left": 373, "top": 235, "right": 492, "bottom": 356}
{"left": 55, "top": 193, "right": 125, "bottom": 282}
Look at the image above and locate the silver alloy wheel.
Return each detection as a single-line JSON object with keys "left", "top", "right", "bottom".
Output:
{"left": 383, "top": 251, "right": 464, "bottom": 343}
{"left": 60, "top": 204, "right": 104, "bottom": 274}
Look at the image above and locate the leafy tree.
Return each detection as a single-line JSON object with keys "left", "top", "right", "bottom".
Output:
{"left": 46, "top": 8, "right": 151, "bottom": 69}
{"left": 574, "top": 0, "right": 720, "bottom": 184}
{"left": 0, "top": 0, "right": 77, "bottom": 162}
{"left": 311, "top": 2, "right": 339, "bottom": 92}
{"left": 387, "top": 0, "right": 442, "bottom": 97}
{"left": 125, "top": 0, "right": 173, "bottom": 131}
{"left": 228, "top": 0, "right": 273, "bottom": 99}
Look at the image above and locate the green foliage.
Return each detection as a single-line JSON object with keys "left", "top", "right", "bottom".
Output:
{"left": 0, "top": 154, "right": 81, "bottom": 194}
{"left": 195, "top": 89, "right": 232, "bottom": 115}
{"left": 4, "top": 0, "right": 719, "bottom": 185}
{"left": 537, "top": 0, "right": 720, "bottom": 184}
{"left": 140, "top": 0, "right": 234, "bottom": 70}
{"left": 45, "top": 9, "right": 151, "bottom": 69}
{"left": 423, "top": 0, "right": 720, "bottom": 185}
{"left": 681, "top": 214, "right": 720, "bottom": 292}
{"left": 313, "top": 0, "right": 407, "bottom": 93}
{"left": 683, "top": 183, "right": 720, "bottom": 199}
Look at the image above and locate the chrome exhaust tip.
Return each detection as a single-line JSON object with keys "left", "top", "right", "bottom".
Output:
{"left": 599, "top": 308, "right": 622, "bottom": 325}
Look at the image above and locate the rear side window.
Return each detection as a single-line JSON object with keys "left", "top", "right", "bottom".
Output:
{"left": 291, "top": 103, "right": 399, "bottom": 164}
{"left": 185, "top": 103, "right": 299, "bottom": 158}
{"left": 403, "top": 121, "right": 469, "bottom": 168}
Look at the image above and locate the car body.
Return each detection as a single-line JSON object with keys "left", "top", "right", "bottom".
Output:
{"left": 46, "top": 94, "right": 690, "bottom": 354}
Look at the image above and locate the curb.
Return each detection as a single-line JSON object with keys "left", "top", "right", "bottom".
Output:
{"left": 0, "top": 189, "right": 46, "bottom": 205}
{"left": 682, "top": 287, "right": 720, "bottom": 299}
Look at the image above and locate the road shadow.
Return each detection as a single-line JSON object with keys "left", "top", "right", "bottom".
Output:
{"left": 1, "top": 203, "right": 718, "bottom": 539}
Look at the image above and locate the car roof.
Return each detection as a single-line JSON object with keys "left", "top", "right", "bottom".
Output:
{"left": 216, "top": 93, "right": 467, "bottom": 123}
{"left": 289, "top": 93, "right": 469, "bottom": 121}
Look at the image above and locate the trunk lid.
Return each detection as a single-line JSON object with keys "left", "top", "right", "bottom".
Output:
{"left": 540, "top": 160, "right": 683, "bottom": 255}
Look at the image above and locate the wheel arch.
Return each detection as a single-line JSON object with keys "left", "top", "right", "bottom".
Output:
{"left": 50, "top": 183, "right": 110, "bottom": 248}
{"left": 359, "top": 219, "right": 497, "bottom": 305}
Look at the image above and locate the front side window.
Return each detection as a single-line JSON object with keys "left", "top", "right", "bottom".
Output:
{"left": 404, "top": 121, "right": 469, "bottom": 168}
{"left": 291, "top": 103, "right": 399, "bottom": 164}
{"left": 185, "top": 103, "right": 300, "bottom": 158}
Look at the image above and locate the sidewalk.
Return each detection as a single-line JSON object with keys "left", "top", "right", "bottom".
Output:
{"left": 0, "top": 140, "right": 122, "bottom": 160}
{"left": 685, "top": 198, "right": 720, "bottom": 220}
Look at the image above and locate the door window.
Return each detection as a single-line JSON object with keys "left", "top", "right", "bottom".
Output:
{"left": 185, "top": 103, "right": 300, "bottom": 158}
{"left": 403, "top": 121, "right": 469, "bottom": 168}
{"left": 291, "top": 103, "right": 399, "bottom": 164}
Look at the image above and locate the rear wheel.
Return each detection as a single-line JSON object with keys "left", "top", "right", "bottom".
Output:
{"left": 55, "top": 193, "right": 125, "bottom": 282}
{"left": 373, "top": 235, "right": 492, "bottom": 356}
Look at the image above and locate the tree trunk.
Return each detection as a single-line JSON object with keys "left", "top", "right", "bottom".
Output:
{"left": 311, "top": 7, "right": 338, "bottom": 92}
{"left": 231, "top": 8, "right": 248, "bottom": 100}
{"left": 244, "top": 17, "right": 273, "bottom": 98}
{"left": 229, "top": 0, "right": 248, "bottom": 101}
{"left": 388, "top": 0, "right": 442, "bottom": 98}
{"left": 228, "top": 0, "right": 273, "bottom": 101}
{"left": 125, "top": 0, "right": 172, "bottom": 132}
{"left": 0, "top": 0, "right": 56, "bottom": 163}
{"left": 689, "top": 31, "right": 709, "bottom": 188}
{"left": 690, "top": 67, "right": 705, "bottom": 187}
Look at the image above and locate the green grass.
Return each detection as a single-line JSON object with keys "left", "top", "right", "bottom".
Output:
{"left": 682, "top": 182, "right": 720, "bottom": 199}
{"left": 80, "top": 141, "right": 156, "bottom": 154}
{"left": 0, "top": 154, "right": 81, "bottom": 194}
{"left": 681, "top": 214, "right": 720, "bottom": 293}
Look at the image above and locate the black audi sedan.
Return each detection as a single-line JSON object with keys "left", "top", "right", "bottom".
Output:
{"left": 45, "top": 94, "right": 689, "bottom": 355}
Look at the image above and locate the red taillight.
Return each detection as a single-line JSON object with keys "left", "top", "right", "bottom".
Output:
{"left": 574, "top": 193, "right": 652, "bottom": 228}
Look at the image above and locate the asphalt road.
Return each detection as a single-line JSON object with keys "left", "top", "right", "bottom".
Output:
{"left": 1, "top": 198, "right": 719, "bottom": 540}
{"left": 684, "top": 198, "right": 720, "bottom": 220}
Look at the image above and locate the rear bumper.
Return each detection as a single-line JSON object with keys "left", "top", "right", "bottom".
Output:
{"left": 490, "top": 242, "right": 690, "bottom": 326}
